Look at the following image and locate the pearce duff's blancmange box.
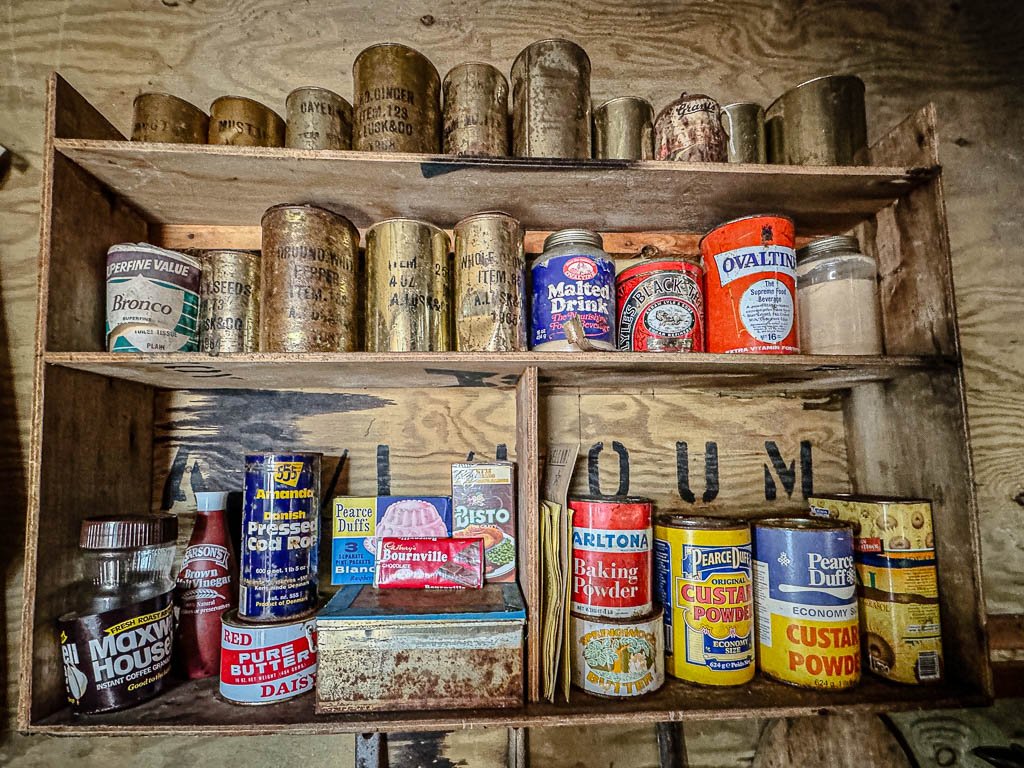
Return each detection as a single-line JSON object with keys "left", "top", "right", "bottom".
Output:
{"left": 451, "top": 461, "right": 517, "bottom": 583}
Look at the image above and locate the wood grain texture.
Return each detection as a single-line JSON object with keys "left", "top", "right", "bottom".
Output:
{"left": 753, "top": 716, "right": 912, "bottom": 768}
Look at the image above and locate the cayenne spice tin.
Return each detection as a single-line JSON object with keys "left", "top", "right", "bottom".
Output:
{"left": 219, "top": 610, "right": 318, "bottom": 705}
{"left": 285, "top": 86, "right": 353, "bottom": 150}
{"left": 570, "top": 608, "right": 665, "bottom": 697}
{"left": 616, "top": 259, "right": 705, "bottom": 352}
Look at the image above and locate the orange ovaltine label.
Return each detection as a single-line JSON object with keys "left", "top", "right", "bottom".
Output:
{"left": 699, "top": 215, "right": 798, "bottom": 354}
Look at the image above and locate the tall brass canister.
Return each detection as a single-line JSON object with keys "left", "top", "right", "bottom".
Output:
{"left": 198, "top": 249, "right": 260, "bottom": 353}
{"left": 593, "top": 97, "right": 654, "bottom": 160}
{"left": 285, "top": 86, "right": 353, "bottom": 150}
{"left": 453, "top": 212, "right": 526, "bottom": 351}
{"left": 511, "top": 39, "right": 591, "bottom": 159}
{"left": 260, "top": 204, "right": 359, "bottom": 352}
{"left": 353, "top": 43, "right": 441, "bottom": 153}
{"left": 132, "top": 93, "right": 209, "bottom": 143}
{"left": 442, "top": 62, "right": 509, "bottom": 156}
{"left": 209, "top": 96, "right": 285, "bottom": 147}
{"left": 365, "top": 218, "right": 451, "bottom": 351}
{"left": 766, "top": 75, "right": 867, "bottom": 165}
{"left": 721, "top": 102, "right": 766, "bottom": 163}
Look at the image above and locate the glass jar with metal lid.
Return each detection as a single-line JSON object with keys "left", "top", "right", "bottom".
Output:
{"left": 796, "top": 235, "right": 883, "bottom": 355}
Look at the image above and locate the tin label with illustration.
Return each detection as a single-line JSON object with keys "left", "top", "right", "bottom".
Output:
{"left": 571, "top": 611, "right": 665, "bottom": 697}
{"left": 531, "top": 254, "right": 616, "bottom": 349}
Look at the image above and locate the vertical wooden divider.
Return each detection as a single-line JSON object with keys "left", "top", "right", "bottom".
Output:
{"left": 516, "top": 366, "right": 540, "bottom": 703}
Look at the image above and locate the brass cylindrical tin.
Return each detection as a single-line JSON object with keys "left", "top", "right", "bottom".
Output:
{"left": 352, "top": 43, "right": 441, "bottom": 153}
{"left": 259, "top": 204, "right": 359, "bottom": 352}
{"left": 654, "top": 93, "right": 728, "bottom": 162}
{"left": 593, "top": 97, "right": 654, "bottom": 160}
{"left": 131, "top": 93, "right": 209, "bottom": 144}
{"left": 442, "top": 62, "right": 509, "bottom": 157}
{"left": 285, "top": 86, "right": 353, "bottom": 150}
{"left": 453, "top": 211, "right": 526, "bottom": 351}
{"left": 198, "top": 249, "right": 261, "bottom": 353}
{"left": 365, "top": 218, "right": 451, "bottom": 351}
{"left": 766, "top": 75, "right": 867, "bottom": 165}
{"left": 722, "top": 102, "right": 766, "bottom": 164}
{"left": 208, "top": 96, "right": 285, "bottom": 147}
{"left": 511, "top": 39, "right": 591, "bottom": 159}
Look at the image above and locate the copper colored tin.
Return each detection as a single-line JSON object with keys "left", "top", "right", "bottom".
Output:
{"left": 511, "top": 39, "right": 591, "bottom": 159}
{"left": 593, "top": 97, "right": 654, "bottom": 160}
{"left": 654, "top": 93, "right": 728, "bottom": 162}
{"left": 442, "top": 62, "right": 509, "bottom": 157}
{"left": 198, "top": 250, "right": 260, "bottom": 353}
{"left": 722, "top": 102, "right": 766, "bottom": 163}
{"left": 285, "top": 86, "right": 353, "bottom": 150}
{"left": 132, "top": 93, "right": 209, "bottom": 144}
{"left": 766, "top": 75, "right": 867, "bottom": 165}
{"left": 208, "top": 96, "right": 285, "bottom": 147}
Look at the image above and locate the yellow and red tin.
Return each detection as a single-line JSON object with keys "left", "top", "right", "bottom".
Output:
{"left": 569, "top": 496, "right": 652, "bottom": 619}
{"left": 752, "top": 518, "right": 860, "bottom": 690}
{"left": 654, "top": 515, "right": 754, "bottom": 685}
{"left": 570, "top": 607, "right": 665, "bottom": 697}
{"left": 699, "top": 214, "right": 799, "bottom": 354}
{"left": 615, "top": 259, "right": 705, "bottom": 352}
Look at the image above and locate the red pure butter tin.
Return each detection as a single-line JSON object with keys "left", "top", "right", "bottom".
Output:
{"left": 374, "top": 537, "right": 485, "bottom": 589}
{"left": 616, "top": 259, "right": 705, "bottom": 352}
{"left": 569, "top": 496, "right": 653, "bottom": 618}
{"left": 219, "top": 611, "right": 317, "bottom": 705}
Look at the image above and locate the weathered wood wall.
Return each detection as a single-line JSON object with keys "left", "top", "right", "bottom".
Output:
{"left": 2, "top": 0, "right": 1022, "bottom": 765}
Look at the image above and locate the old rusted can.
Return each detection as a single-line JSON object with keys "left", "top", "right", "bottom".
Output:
{"left": 766, "top": 75, "right": 867, "bottom": 165}
{"left": 654, "top": 93, "right": 728, "bottom": 162}
{"left": 442, "top": 62, "right": 509, "bottom": 157}
{"left": 208, "top": 96, "right": 285, "bottom": 147}
{"left": 511, "top": 39, "right": 592, "bottom": 159}
{"left": 453, "top": 211, "right": 526, "bottom": 351}
{"left": 353, "top": 43, "right": 441, "bottom": 153}
{"left": 198, "top": 250, "right": 260, "bottom": 353}
{"left": 131, "top": 93, "right": 209, "bottom": 144}
{"left": 259, "top": 204, "right": 359, "bottom": 352}
{"left": 722, "top": 102, "right": 766, "bottom": 163}
{"left": 365, "top": 218, "right": 451, "bottom": 351}
{"left": 593, "top": 97, "right": 654, "bottom": 160}
{"left": 285, "top": 86, "right": 353, "bottom": 150}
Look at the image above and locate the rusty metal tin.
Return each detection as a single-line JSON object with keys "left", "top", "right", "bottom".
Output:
{"left": 453, "top": 211, "right": 526, "bottom": 351}
{"left": 285, "top": 86, "right": 353, "bottom": 150}
{"left": 131, "top": 92, "right": 209, "bottom": 143}
{"left": 722, "top": 102, "right": 766, "bottom": 164}
{"left": 353, "top": 42, "right": 441, "bottom": 153}
{"left": 766, "top": 75, "right": 867, "bottom": 165}
{"left": 593, "top": 97, "right": 654, "bottom": 160}
{"left": 208, "top": 96, "right": 285, "bottom": 147}
{"left": 365, "top": 218, "right": 451, "bottom": 351}
{"left": 654, "top": 93, "right": 728, "bottom": 162}
{"left": 570, "top": 607, "right": 665, "bottom": 697}
{"left": 442, "top": 62, "right": 509, "bottom": 157}
{"left": 511, "top": 39, "right": 592, "bottom": 159}
{"left": 259, "top": 204, "right": 359, "bottom": 352}
{"left": 198, "top": 249, "right": 260, "bottom": 353}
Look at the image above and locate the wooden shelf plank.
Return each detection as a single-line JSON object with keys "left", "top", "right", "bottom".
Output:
{"left": 53, "top": 139, "right": 933, "bottom": 233}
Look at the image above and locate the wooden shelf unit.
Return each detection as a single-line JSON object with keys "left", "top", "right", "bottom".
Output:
{"left": 19, "top": 73, "right": 991, "bottom": 734}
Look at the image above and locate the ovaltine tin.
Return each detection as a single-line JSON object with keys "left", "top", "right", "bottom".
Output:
{"left": 654, "top": 93, "right": 728, "bottom": 162}
{"left": 699, "top": 214, "right": 798, "bottom": 354}
{"left": 442, "top": 62, "right": 509, "bottom": 157}
{"left": 722, "top": 102, "right": 767, "bottom": 164}
{"left": 285, "top": 86, "right": 353, "bottom": 150}
{"left": 616, "top": 259, "right": 705, "bottom": 352}
{"left": 219, "top": 611, "right": 317, "bottom": 705}
{"left": 208, "top": 96, "right": 285, "bottom": 147}
{"left": 198, "top": 249, "right": 260, "bottom": 353}
{"left": 753, "top": 518, "right": 860, "bottom": 690}
{"left": 241, "top": 453, "right": 321, "bottom": 623}
{"left": 453, "top": 211, "right": 526, "bottom": 351}
{"left": 766, "top": 75, "right": 867, "bottom": 165}
{"left": 570, "top": 608, "right": 665, "bottom": 697}
{"left": 569, "top": 496, "right": 652, "bottom": 619}
{"left": 260, "top": 204, "right": 359, "bottom": 352}
{"left": 511, "top": 39, "right": 591, "bottom": 159}
{"left": 653, "top": 515, "right": 753, "bottom": 685}
{"left": 593, "top": 97, "right": 654, "bottom": 160}
{"left": 365, "top": 218, "right": 451, "bottom": 352}
{"left": 131, "top": 92, "right": 208, "bottom": 144}
{"left": 353, "top": 43, "right": 441, "bottom": 153}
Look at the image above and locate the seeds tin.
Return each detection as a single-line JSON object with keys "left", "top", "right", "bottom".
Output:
{"left": 241, "top": 453, "right": 321, "bottom": 623}
{"left": 569, "top": 496, "right": 653, "bottom": 619}
{"left": 131, "top": 92, "right": 209, "bottom": 144}
{"left": 699, "top": 214, "right": 798, "bottom": 354}
{"left": 593, "top": 97, "right": 654, "bottom": 160}
{"left": 452, "top": 461, "right": 517, "bottom": 582}
{"left": 654, "top": 515, "right": 753, "bottom": 686}
{"left": 442, "top": 62, "right": 509, "bottom": 157}
{"left": 374, "top": 537, "right": 485, "bottom": 589}
{"left": 753, "top": 518, "right": 860, "bottom": 690}
{"left": 570, "top": 608, "right": 665, "bottom": 697}
{"left": 616, "top": 259, "right": 705, "bottom": 352}
{"left": 219, "top": 611, "right": 318, "bottom": 705}
{"left": 722, "top": 102, "right": 767, "bottom": 164}
{"left": 198, "top": 249, "right": 260, "bottom": 353}
{"left": 208, "top": 96, "right": 285, "bottom": 147}
{"left": 285, "top": 86, "right": 353, "bottom": 150}
{"left": 654, "top": 93, "right": 728, "bottom": 162}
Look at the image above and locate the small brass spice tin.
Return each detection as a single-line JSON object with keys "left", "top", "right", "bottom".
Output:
{"left": 442, "top": 62, "right": 509, "bottom": 157}
{"left": 208, "top": 96, "right": 285, "bottom": 147}
{"left": 199, "top": 249, "right": 261, "bottom": 353}
{"left": 722, "top": 102, "right": 767, "bottom": 163}
{"left": 593, "top": 97, "right": 654, "bottom": 160}
{"left": 285, "top": 86, "right": 353, "bottom": 150}
{"left": 132, "top": 93, "right": 209, "bottom": 144}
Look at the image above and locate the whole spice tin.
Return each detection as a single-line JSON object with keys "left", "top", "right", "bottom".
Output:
{"left": 219, "top": 610, "right": 318, "bottom": 705}
{"left": 442, "top": 62, "right": 509, "bottom": 157}
{"left": 240, "top": 453, "right": 321, "bottom": 623}
{"left": 653, "top": 515, "right": 754, "bottom": 686}
{"left": 208, "top": 96, "right": 285, "bottom": 147}
{"left": 259, "top": 204, "right": 359, "bottom": 353}
{"left": 593, "top": 97, "right": 654, "bottom": 160}
{"left": 511, "top": 39, "right": 592, "bottom": 159}
{"left": 131, "top": 92, "right": 209, "bottom": 144}
{"left": 285, "top": 86, "right": 353, "bottom": 150}
{"left": 655, "top": 93, "right": 728, "bottom": 162}
{"left": 721, "top": 102, "right": 767, "bottom": 164}
{"left": 353, "top": 42, "right": 441, "bottom": 153}
{"left": 616, "top": 259, "right": 705, "bottom": 352}
{"left": 752, "top": 518, "right": 860, "bottom": 690}
{"left": 570, "top": 608, "right": 665, "bottom": 697}
{"left": 699, "top": 214, "right": 798, "bottom": 354}
{"left": 198, "top": 249, "right": 260, "bottom": 353}
{"left": 569, "top": 496, "right": 653, "bottom": 619}
{"left": 453, "top": 211, "right": 526, "bottom": 351}
{"left": 365, "top": 218, "right": 451, "bottom": 352}
{"left": 766, "top": 75, "right": 867, "bottom": 165}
